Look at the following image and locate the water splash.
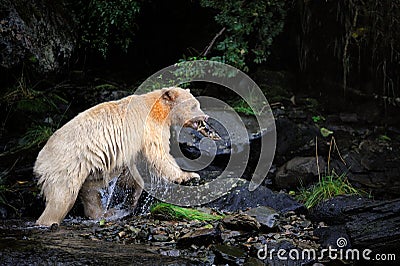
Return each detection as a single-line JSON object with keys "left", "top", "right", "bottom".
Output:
{"left": 101, "top": 176, "right": 119, "bottom": 213}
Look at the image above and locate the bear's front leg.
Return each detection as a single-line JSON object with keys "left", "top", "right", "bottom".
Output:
{"left": 176, "top": 171, "right": 200, "bottom": 184}
{"left": 152, "top": 153, "right": 200, "bottom": 184}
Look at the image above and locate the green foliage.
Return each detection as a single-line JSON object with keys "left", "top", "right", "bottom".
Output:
{"left": 232, "top": 99, "right": 255, "bottom": 116}
{"left": 150, "top": 202, "right": 223, "bottom": 221}
{"left": 296, "top": 136, "right": 367, "bottom": 209}
{"left": 378, "top": 134, "right": 391, "bottom": 142}
{"left": 320, "top": 127, "right": 333, "bottom": 138}
{"left": 296, "top": 170, "right": 365, "bottom": 209}
{"left": 2, "top": 79, "right": 67, "bottom": 114}
{"left": 312, "top": 115, "right": 325, "bottom": 123}
{"left": 0, "top": 124, "right": 54, "bottom": 157}
{"left": 20, "top": 125, "right": 54, "bottom": 149}
{"left": 77, "top": 0, "right": 140, "bottom": 57}
{"left": 199, "top": 0, "right": 287, "bottom": 71}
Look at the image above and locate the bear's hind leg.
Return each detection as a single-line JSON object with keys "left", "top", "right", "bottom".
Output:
{"left": 36, "top": 185, "right": 80, "bottom": 226}
{"left": 80, "top": 180, "right": 104, "bottom": 219}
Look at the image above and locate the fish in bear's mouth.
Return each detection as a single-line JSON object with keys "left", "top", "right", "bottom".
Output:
{"left": 184, "top": 118, "right": 221, "bottom": 141}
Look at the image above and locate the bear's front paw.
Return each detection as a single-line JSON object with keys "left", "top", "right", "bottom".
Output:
{"left": 177, "top": 171, "right": 200, "bottom": 183}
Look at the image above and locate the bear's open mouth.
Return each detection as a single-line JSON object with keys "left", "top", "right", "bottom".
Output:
{"left": 184, "top": 119, "right": 221, "bottom": 141}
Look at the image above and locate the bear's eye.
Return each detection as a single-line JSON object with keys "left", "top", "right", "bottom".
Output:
{"left": 191, "top": 105, "right": 197, "bottom": 111}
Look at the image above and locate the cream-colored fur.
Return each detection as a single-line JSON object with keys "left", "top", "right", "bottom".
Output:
{"left": 34, "top": 87, "right": 205, "bottom": 226}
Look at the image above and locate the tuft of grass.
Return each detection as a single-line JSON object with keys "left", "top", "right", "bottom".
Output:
{"left": 296, "top": 170, "right": 366, "bottom": 209}
{"left": 296, "top": 136, "right": 367, "bottom": 209}
{"left": 150, "top": 202, "right": 223, "bottom": 221}
{"left": 232, "top": 99, "right": 255, "bottom": 116}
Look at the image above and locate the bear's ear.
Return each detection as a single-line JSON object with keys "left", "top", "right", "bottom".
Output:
{"left": 161, "top": 88, "right": 178, "bottom": 103}
{"left": 185, "top": 88, "right": 190, "bottom": 92}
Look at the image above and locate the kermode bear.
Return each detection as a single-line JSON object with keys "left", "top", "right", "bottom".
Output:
{"left": 34, "top": 87, "right": 215, "bottom": 226}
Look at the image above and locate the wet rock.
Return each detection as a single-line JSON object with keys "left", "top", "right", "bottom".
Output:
{"left": 314, "top": 225, "right": 351, "bottom": 249}
{"left": 174, "top": 111, "right": 272, "bottom": 163}
{"left": 206, "top": 179, "right": 306, "bottom": 214}
{"left": 222, "top": 214, "right": 261, "bottom": 231}
{"left": 213, "top": 244, "right": 246, "bottom": 265}
{"left": 177, "top": 227, "right": 220, "bottom": 247}
{"left": 245, "top": 206, "right": 279, "bottom": 229}
{"left": 0, "top": 0, "right": 76, "bottom": 73}
{"left": 310, "top": 195, "right": 400, "bottom": 251}
{"left": 274, "top": 156, "right": 326, "bottom": 189}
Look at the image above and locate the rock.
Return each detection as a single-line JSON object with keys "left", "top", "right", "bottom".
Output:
{"left": 221, "top": 230, "right": 242, "bottom": 242}
{"left": 173, "top": 111, "right": 273, "bottom": 168}
{"left": 0, "top": 0, "right": 76, "bottom": 73}
{"left": 309, "top": 196, "right": 371, "bottom": 224}
{"left": 310, "top": 195, "right": 400, "bottom": 251}
{"left": 222, "top": 214, "right": 261, "bottom": 231}
{"left": 206, "top": 179, "right": 306, "bottom": 214}
{"left": 314, "top": 225, "right": 351, "bottom": 249}
{"left": 213, "top": 244, "right": 246, "bottom": 265}
{"left": 245, "top": 206, "right": 279, "bottom": 229}
{"left": 275, "top": 156, "right": 326, "bottom": 189}
{"left": 177, "top": 227, "right": 220, "bottom": 247}
{"left": 243, "top": 257, "right": 265, "bottom": 266}
{"left": 339, "top": 113, "right": 358, "bottom": 123}
{"left": 160, "top": 249, "right": 180, "bottom": 257}
{"left": 275, "top": 117, "right": 321, "bottom": 165}
{"left": 152, "top": 234, "right": 170, "bottom": 242}
{"left": 0, "top": 207, "right": 7, "bottom": 219}
{"left": 332, "top": 138, "right": 400, "bottom": 198}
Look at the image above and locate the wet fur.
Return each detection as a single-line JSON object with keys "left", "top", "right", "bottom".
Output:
{"left": 34, "top": 87, "right": 203, "bottom": 226}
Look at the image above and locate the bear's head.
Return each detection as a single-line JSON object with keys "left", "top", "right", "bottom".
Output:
{"left": 150, "top": 87, "right": 220, "bottom": 140}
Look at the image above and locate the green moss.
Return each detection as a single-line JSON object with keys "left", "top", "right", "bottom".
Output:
{"left": 150, "top": 203, "right": 223, "bottom": 221}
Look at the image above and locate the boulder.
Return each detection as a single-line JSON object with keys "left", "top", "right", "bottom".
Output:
{"left": 0, "top": 0, "right": 75, "bottom": 73}
{"left": 332, "top": 139, "right": 400, "bottom": 198}
{"left": 206, "top": 179, "right": 305, "bottom": 214}
{"left": 275, "top": 156, "right": 326, "bottom": 189}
